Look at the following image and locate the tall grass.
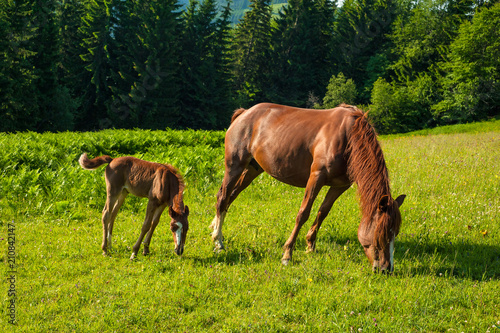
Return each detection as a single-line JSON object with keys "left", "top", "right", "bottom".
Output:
{"left": 1, "top": 120, "right": 499, "bottom": 332}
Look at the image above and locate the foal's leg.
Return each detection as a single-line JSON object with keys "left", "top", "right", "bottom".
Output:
{"left": 101, "top": 189, "right": 127, "bottom": 255}
{"left": 101, "top": 197, "right": 115, "bottom": 256}
{"left": 131, "top": 200, "right": 158, "bottom": 260}
{"left": 142, "top": 204, "right": 167, "bottom": 255}
{"left": 106, "top": 190, "right": 128, "bottom": 252}
{"left": 282, "top": 170, "right": 326, "bottom": 265}
{"left": 305, "top": 185, "right": 350, "bottom": 252}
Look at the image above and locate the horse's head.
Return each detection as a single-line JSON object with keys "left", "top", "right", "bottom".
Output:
{"left": 358, "top": 195, "right": 405, "bottom": 273}
{"left": 169, "top": 205, "right": 189, "bottom": 255}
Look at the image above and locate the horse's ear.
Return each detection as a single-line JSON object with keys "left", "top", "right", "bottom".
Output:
{"left": 184, "top": 205, "right": 189, "bottom": 216}
{"left": 395, "top": 194, "right": 406, "bottom": 208}
{"left": 378, "top": 195, "right": 390, "bottom": 212}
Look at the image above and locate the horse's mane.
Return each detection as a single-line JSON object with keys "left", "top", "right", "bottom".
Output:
{"left": 345, "top": 109, "right": 397, "bottom": 248}
{"left": 165, "top": 164, "right": 185, "bottom": 213}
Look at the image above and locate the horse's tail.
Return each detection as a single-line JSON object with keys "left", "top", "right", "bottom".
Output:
{"left": 231, "top": 108, "right": 246, "bottom": 124}
{"left": 79, "top": 153, "right": 113, "bottom": 170}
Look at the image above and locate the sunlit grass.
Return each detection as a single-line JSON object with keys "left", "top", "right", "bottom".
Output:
{"left": 1, "top": 121, "right": 499, "bottom": 331}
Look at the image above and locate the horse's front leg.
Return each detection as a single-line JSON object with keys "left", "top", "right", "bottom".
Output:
{"left": 131, "top": 200, "right": 156, "bottom": 260}
{"left": 282, "top": 171, "right": 325, "bottom": 265}
{"left": 142, "top": 205, "right": 166, "bottom": 256}
{"left": 305, "top": 185, "right": 350, "bottom": 253}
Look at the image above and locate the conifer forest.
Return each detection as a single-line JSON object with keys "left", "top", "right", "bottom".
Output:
{"left": 1, "top": 0, "right": 499, "bottom": 133}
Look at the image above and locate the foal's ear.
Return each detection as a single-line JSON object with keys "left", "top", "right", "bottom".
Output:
{"left": 395, "top": 194, "right": 406, "bottom": 208}
{"left": 184, "top": 205, "right": 189, "bottom": 216}
{"left": 169, "top": 206, "right": 178, "bottom": 218}
{"left": 378, "top": 195, "right": 390, "bottom": 212}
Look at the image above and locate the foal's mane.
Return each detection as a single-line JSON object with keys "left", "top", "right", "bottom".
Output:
{"left": 164, "top": 164, "right": 185, "bottom": 214}
{"left": 345, "top": 108, "right": 396, "bottom": 246}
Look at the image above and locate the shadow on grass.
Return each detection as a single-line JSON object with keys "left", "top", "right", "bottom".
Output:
{"left": 188, "top": 246, "right": 270, "bottom": 266}
{"left": 393, "top": 238, "right": 500, "bottom": 280}
{"left": 321, "top": 233, "right": 499, "bottom": 280}
{"left": 296, "top": 233, "right": 499, "bottom": 280}
{"left": 178, "top": 231, "right": 500, "bottom": 281}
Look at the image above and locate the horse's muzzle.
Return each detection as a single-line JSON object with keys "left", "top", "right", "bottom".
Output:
{"left": 372, "top": 261, "right": 393, "bottom": 274}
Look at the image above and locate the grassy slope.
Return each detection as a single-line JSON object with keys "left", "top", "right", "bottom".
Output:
{"left": 1, "top": 119, "right": 499, "bottom": 331}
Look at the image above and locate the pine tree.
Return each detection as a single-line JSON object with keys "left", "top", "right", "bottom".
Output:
{"left": 32, "top": 0, "right": 76, "bottom": 131}
{"left": 231, "top": 0, "right": 272, "bottom": 106}
{"left": 79, "top": 0, "right": 114, "bottom": 129}
{"left": 58, "top": 0, "right": 90, "bottom": 130}
{"left": 113, "top": 0, "right": 182, "bottom": 129}
{"left": 179, "top": 0, "right": 234, "bottom": 129}
{"left": 212, "top": 1, "right": 234, "bottom": 128}
{"left": 268, "top": 0, "right": 336, "bottom": 106}
{"left": 333, "top": 0, "right": 396, "bottom": 103}
{"left": 107, "top": 0, "right": 141, "bottom": 128}
{"left": 0, "top": 0, "right": 38, "bottom": 131}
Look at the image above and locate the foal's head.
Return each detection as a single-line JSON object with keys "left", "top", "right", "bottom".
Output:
{"left": 358, "top": 195, "right": 405, "bottom": 273}
{"left": 169, "top": 205, "right": 189, "bottom": 255}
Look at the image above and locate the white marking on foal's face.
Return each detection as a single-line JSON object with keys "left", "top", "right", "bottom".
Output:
{"left": 175, "top": 222, "right": 183, "bottom": 245}
{"left": 389, "top": 238, "right": 395, "bottom": 270}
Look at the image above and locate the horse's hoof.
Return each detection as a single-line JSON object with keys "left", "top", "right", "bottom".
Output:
{"left": 130, "top": 253, "right": 137, "bottom": 260}
{"left": 281, "top": 258, "right": 290, "bottom": 266}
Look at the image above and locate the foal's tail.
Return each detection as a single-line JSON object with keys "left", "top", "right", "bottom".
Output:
{"left": 79, "top": 153, "right": 113, "bottom": 170}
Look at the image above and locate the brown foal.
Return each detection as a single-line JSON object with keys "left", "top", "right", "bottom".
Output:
{"left": 79, "top": 153, "right": 189, "bottom": 259}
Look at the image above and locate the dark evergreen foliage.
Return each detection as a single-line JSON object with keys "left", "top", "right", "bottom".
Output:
{"left": 0, "top": 0, "right": 498, "bottom": 133}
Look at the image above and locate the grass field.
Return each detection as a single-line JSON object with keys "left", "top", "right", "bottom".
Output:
{"left": 1, "top": 119, "right": 499, "bottom": 332}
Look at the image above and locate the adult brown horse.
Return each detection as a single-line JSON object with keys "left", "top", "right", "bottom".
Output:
{"left": 211, "top": 103, "right": 405, "bottom": 272}
{"left": 79, "top": 154, "right": 189, "bottom": 259}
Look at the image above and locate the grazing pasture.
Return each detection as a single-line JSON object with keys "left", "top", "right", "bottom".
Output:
{"left": 1, "top": 120, "right": 499, "bottom": 332}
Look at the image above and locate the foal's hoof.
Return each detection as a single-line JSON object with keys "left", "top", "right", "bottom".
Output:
{"left": 213, "top": 245, "right": 225, "bottom": 253}
{"left": 281, "top": 258, "right": 290, "bottom": 266}
{"left": 213, "top": 239, "right": 225, "bottom": 252}
{"left": 209, "top": 217, "right": 217, "bottom": 230}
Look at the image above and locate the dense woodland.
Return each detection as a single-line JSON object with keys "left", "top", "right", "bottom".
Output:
{"left": 1, "top": 0, "right": 499, "bottom": 133}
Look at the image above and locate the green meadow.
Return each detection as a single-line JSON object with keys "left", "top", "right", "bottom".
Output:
{"left": 1, "top": 119, "right": 499, "bottom": 332}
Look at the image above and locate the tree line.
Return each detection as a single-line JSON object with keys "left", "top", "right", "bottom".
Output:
{"left": 1, "top": 0, "right": 498, "bottom": 133}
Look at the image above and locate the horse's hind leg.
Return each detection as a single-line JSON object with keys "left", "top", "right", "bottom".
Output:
{"left": 282, "top": 170, "right": 326, "bottom": 265}
{"left": 305, "top": 185, "right": 350, "bottom": 253}
{"left": 211, "top": 157, "right": 254, "bottom": 251}
{"left": 228, "top": 161, "right": 263, "bottom": 207}
{"left": 101, "top": 190, "right": 126, "bottom": 255}
{"left": 106, "top": 190, "right": 128, "bottom": 253}
{"left": 210, "top": 162, "right": 263, "bottom": 229}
